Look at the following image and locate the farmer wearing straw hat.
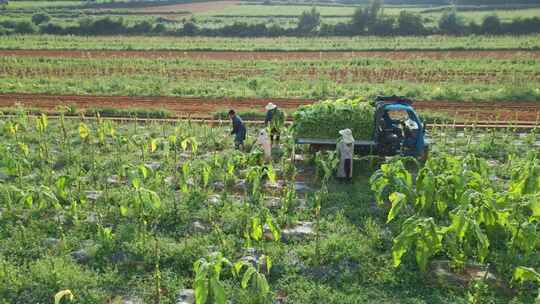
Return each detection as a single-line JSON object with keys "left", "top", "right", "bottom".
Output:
{"left": 264, "top": 102, "right": 285, "bottom": 146}
{"left": 336, "top": 128, "right": 354, "bottom": 181}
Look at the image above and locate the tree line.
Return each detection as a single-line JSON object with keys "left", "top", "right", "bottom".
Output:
{"left": 1, "top": 2, "right": 540, "bottom": 37}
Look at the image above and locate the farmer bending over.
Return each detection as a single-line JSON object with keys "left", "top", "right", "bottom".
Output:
{"left": 228, "top": 109, "right": 246, "bottom": 150}
{"left": 336, "top": 128, "right": 354, "bottom": 182}
{"left": 264, "top": 103, "right": 285, "bottom": 146}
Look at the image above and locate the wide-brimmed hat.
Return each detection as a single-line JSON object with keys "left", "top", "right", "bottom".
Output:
{"left": 265, "top": 103, "right": 277, "bottom": 111}
{"left": 339, "top": 128, "right": 355, "bottom": 144}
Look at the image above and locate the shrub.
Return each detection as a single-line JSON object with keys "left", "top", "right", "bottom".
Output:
{"left": 31, "top": 13, "right": 50, "bottom": 25}
{"left": 481, "top": 15, "right": 502, "bottom": 34}
{"left": 351, "top": 7, "right": 369, "bottom": 35}
{"left": 438, "top": 11, "right": 466, "bottom": 35}
{"left": 0, "top": 24, "right": 10, "bottom": 35}
{"left": 369, "top": 16, "right": 395, "bottom": 36}
{"left": 152, "top": 23, "right": 167, "bottom": 34}
{"left": 129, "top": 20, "right": 153, "bottom": 34}
{"left": 397, "top": 11, "right": 425, "bottom": 35}
{"left": 182, "top": 20, "right": 198, "bottom": 36}
{"left": 350, "top": 0, "right": 383, "bottom": 35}
{"left": 39, "top": 22, "right": 64, "bottom": 35}
{"left": 296, "top": 7, "right": 320, "bottom": 35}
{"left": 13, "top": 20, "right": 36, "bottom": 34}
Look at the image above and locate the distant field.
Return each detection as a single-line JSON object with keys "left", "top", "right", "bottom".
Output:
{"left": 200, "top": 4, "right": 357, "bottom": 16}
{"left": 3, "top": 1, "right": 540, "bottom": 31}
{"left": 423, "top": 7, "right": 540, "bottom": 23}
{"left": 2, "top": 35, "right": 540, "bottom": 51}
{"left": 5, "top": 0, "right": 84, "bottom": 9}
{"left": 198, "top": 3, "right": 540, "bottom": 22}
{"left": 135, "top": 0, "right": 238, "bottom": 14}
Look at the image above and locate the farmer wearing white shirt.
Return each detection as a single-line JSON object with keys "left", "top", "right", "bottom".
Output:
{"left": 336, "top": 128, "right": 354, "bottom": 181}
{"left": 257, "top": 128, "right": 272, "bottom": 162}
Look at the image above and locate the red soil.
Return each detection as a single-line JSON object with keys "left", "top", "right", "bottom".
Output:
{"left": 0, "top": 93, "right": 538, "bottom": 122}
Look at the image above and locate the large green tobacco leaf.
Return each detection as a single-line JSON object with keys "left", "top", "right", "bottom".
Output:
{"left": 387, "top": 192, "right": 407, "bottom": 223}
{"left": 210, "top": 277, "right": 226, "bottom": 304}
{"left": 292, "top": 97, "right": 375, "bottom": 140}
{"left": 530, "top": 196, "right": 540, "bottom": 218}
{"left": 513, "top": 266, "right": 540, "bottom": 284}
{"left": 392, "top": 216, "right": 443, "bottom": 271}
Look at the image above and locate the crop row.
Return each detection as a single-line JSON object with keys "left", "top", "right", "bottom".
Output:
{"left": 5, "top": 66, "right": 536, "bottom": 85}
{"left": 2, "top": 35, "right": 540, "bottom": 51}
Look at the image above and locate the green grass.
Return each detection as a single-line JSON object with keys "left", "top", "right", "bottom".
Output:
{"left": 85, "top": 107, "right": 173, "bottom": 118}
{"left": 0, "top": 105, "right": 174, "bottom": 118}
{"left": 213, "top": 108, "right": 268, "bottom": 120}
{"left": 201, "top": 4, "right": 358, "bottom": 16}
{"left": 422, "top": 7, "right": 540, "bottom": 23}
{"left": 5, "top": 0, "right": 84, "bottom": 9}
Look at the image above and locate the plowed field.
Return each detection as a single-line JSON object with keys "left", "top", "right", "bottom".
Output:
{"left": 1, "top": 93, "right": 539, "bottom": 121}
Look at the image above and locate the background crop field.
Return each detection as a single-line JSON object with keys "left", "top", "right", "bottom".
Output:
{"left": 2, "top": 35, "right": 540, "bottom": 51}
{"left": 0, "top": 54, "right": 539, "bottom": 101}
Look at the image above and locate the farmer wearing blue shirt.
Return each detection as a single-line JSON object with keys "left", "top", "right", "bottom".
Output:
{"left": 228, "top": 109, "right": 246, "bottom": 150}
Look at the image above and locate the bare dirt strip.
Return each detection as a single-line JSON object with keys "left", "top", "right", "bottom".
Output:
{"left": 1, "top": 50, "right": 539, "bottom": 60}
{"left": 0, "top": 93, "right": 539, "bottom": 122}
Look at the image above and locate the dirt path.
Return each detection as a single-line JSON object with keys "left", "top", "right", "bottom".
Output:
{"left": 0, "top": 93, "right": 312, "bottom": 116}
{"left": 0, "top": 93, "right": 539, "bottom": 121}
{"left": 1, "top": 50, "right": 539, "bottom": 60}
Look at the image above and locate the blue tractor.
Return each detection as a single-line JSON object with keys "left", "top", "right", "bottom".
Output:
{"left": 373, "top": 96, "right": 428, "bottom": 159}
{"left": 295, "top": 96, "right": 429, "bottom": 160}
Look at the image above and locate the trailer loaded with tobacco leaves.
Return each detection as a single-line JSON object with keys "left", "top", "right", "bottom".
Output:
{"left": 292, "top": 96, "right": 429, "bottom": 160}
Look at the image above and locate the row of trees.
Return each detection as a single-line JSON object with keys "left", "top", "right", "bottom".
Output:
{"left": 1, "top": 3, "right": 540, "bottom": 37}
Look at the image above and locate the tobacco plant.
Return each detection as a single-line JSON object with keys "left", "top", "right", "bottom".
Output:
{"left": 370, "top": 153, "right": 539, "bottom": 272}
{"left": 193, "top": 252, "right": 232, "bottom": 304}
{"left": 234, "top": 256, "right": 272, "bottom": 304}
{"left": 513, "top": 266, "right": 540, "bottom": 301}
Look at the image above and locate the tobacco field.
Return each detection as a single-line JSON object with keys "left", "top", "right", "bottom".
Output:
{"left": 1, "top": 54, "right": 539, "bottom": 102}
{"left": 0, "top": 110, "right": 539, "bottom": 303}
